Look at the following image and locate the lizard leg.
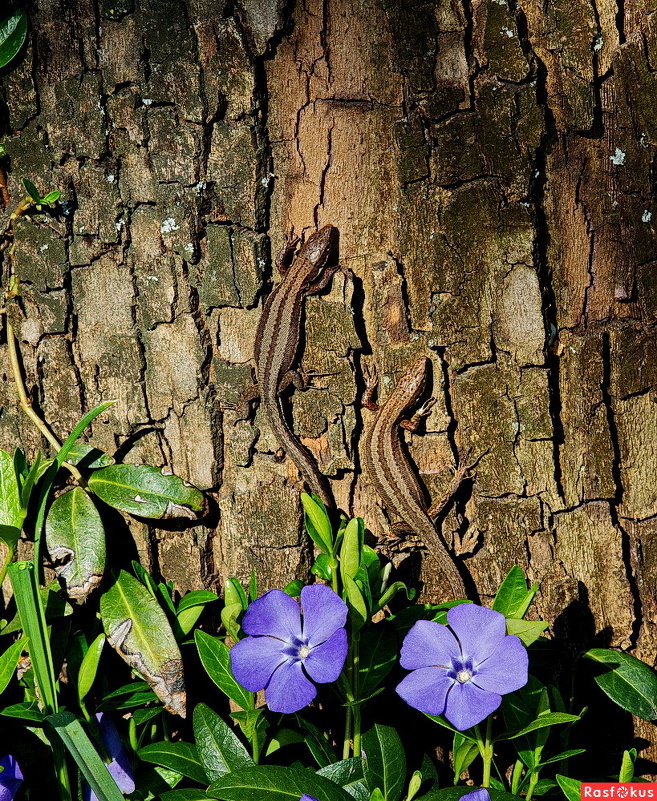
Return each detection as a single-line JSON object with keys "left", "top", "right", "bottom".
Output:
{"left": 361, "top": 361, "right": 379, "bottom": 411}
{"left": 221, "top": 382, "right": 260, "bottom": 420}
{"left": 400, "top": 397, "right": 437, "bottom": 432}
{"left": 275, "top": 232, "right": 300, "bottom": 275}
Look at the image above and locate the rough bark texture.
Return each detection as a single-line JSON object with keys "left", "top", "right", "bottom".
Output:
{"left": 1, "top": 0, "right": 657, "bottom": 758}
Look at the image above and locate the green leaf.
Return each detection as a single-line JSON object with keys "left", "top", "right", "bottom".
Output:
{"left": 46, "top": 711, "right": 125, "bottom": 801}
{"left": 415, "top": 788, "right": 520, "bottom": 801}
{"left": 619, "top": 748, "right": 636, "bottom": 782}
{"left": 358, "top": 625, "right": 397, "bottom": 699}
{"left": 46, "top": 488, "right": 106, "bottom": 601}
{"left": 301, "top": 492, "right": 333, "bottom": 554}
{"left": 193, "top": 703, "right": 254, "bottom": 781}
{"left": 556, "top": 775, "right": 581, "bottom": 801}
{"left": 41, "top": 190, "right": 61, "bottom": 205}
{"left": 297, "top": 717, "right": 337, "bottom": 768}
{"left": 8, "top": 561, "right": 58, "bottom": 714}
{"left": 361, "top": 724, "right": 405, "bottom": 801}
{"left": 78, "top": 633, "right": 105, "bottom": 703}
{"left": 0, "top": 525, "right": 20, "bottom": 550}
{"left": 195, "top": 630, "right": 254, "bottom": 710}
{"left": 452, "top": 732, "right": 479, "bottom": 780}
{"left": 537, "top": 749, "right": 586, "bottom": 767}
{"left": 178, "top": 590, "right": 220, "bottom": 614}
{"left": 139, "top": 741, "right": 208, "bottom": 784}
{"left": 19, "top": 451, "right": 43, "bottom": 510}
{"left": 22, "top": 177, "right": 41, "bottom": 203}
{"left": 316, "top": 758, "right": 366, "bottom": 797}
{"left": 340, "top": 518, "right": 363, "bottom": 581}
{"left": 0, "top": 449, "right": 24, "bottom": 530}
{"left": 66, "top": 442, "right": 114, "bottom": 469}
{"left": 160, "top": 792, "right": 212, "bottom": 801}
{"left": 100, "top": 570, "right": 186, "bottom": 716}
{"left": 343, "top": 574, "right": 367, "bottom": 631}
{"left": 89, "top": 464, "right": 204, "bottom": 518}
{"left": 584, "top": 648, "right": 657, "bottom": 721}
{"left": 505, "top": 618, "right": 548, "bottom": 647}
{"left": 207, "top": 764, "right": 354, "bottom": 801}
{"left": 499, "top": 712, "right": 581, "bottom": 740}
{"left": 0, "top": 10, "right": 27, "bottom": 70}
{"left": 492, "top": 566, "right": 538, "bottom": 619}
{"left": 0, "top": 701, "right": 44, "bottom": 722}
{"left": 0, "top": 637, "right": 25, "bottom": 696}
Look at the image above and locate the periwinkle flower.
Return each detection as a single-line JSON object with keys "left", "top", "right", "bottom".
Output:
{"left": 83, "top": 712, "right": 135, "bottom": 801}
{"left": 0, "top": 754, "right": 23, "bottom": 801}
{"left": 396, "top": 604, "right": 528, "bottom": 731}
{"left": 230, "top": 584, "right": 348, "bottom": 714}
{"left": 300, "top": 796, "right": 319, "bottom": 801}
{"left": 459, "top": 790, "right": 491, "bottom": 801}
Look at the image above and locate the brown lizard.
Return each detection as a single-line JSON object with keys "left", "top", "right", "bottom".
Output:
{"left": 252, "top": 225, "right": 340, "bottom": 508}
{"left": 362, "top": 356, "right": 469, "bottom": 599}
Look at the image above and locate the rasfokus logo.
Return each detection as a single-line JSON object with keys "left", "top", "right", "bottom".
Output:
{"left": 581, "top": 785, "right": 657, "bottom": 799}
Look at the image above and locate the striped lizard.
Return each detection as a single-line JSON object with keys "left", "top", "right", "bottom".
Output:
{"left": 362, "top": 357, "right": 469, "bottom": 599}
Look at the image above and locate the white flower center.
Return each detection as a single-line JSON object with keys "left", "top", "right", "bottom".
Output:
{"left": 456, "top": 669, "right": 473, "bottom": 684}
{"left": 299, "top": 645, "right": 311, "bottom": 659}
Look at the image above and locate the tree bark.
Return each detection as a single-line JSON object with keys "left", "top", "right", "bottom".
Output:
{"left": 1, "top": 0, "right": 656, "bottom": 758}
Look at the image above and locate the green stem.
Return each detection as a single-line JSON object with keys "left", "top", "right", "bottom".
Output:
{"left": 525, "top": 771, "right": 539, "bottom": 801}
{"left": 352, "top": 633, "right": 361, "bottom": 758}
{"left": 5, "top": 320, "right": 83, "bottom": 483}
{"left": 51, "top": 731, "right": 73, "bottom": 801}
{"left": 0, "top": 544, "right": 14, "bottom": 587}
{"left": 474, "top": 718, "right": 494, "bottom": 788}
{"left": 342, "top": 703, "right": 353, "bottom": 760}
{"left": 252, "top": 727, "right": 261, "bottom": 765}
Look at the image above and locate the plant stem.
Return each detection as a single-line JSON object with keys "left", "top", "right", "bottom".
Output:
{"left": 53, "top": 739, "right": 73, "bottom": 801}
{"left": 0, "top": 544, "right": 14, "bottom": 587}
{"left": 352, "top": 632, "right": 361, "bottom": 758}
{"left": 342, "top": 703, "right": 353, "bottom": 760}
{"left": 481, "top": 717, "right": 493, "bottom": 787}
{"left": 5, "top": 319, "right": 83, "bottom": 482}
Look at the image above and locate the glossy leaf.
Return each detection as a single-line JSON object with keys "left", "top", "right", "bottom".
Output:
{"left": 584, "top": 648, "right": 657, "bottom": 721}
{"left": 89, "top": 464, "right": 203, "bottom": 518}
{"left": 0, "top": 637, "right": 25, "bottom": 696}
{"left": 138, "top": 741, "right": 208, "bottom": 784}
{"left": 177, "top": 591, "right": 219, "bottom": 636}
{"left": 556, "top": 775, "right": 581, "bottom": 801}
{"left": 619, "top": 748, "right": 636, "bottom": 782}
{"left": 0, "top": 449, "right": 23, "bottom": 530}
{"left": 492, "top": 565, "right": 538, "bottom": 619}
{"left": 66, "top": 442, "right": 114, "bottom": 469}
{"left": 452, "top": 732, "right": 479, "bottom": 780}
{"left": 8, "top": 561, "right": 58, "bottom": 714}
{"left": 41, "top": 189, "right": 61, "bottom": 205}
{"left": 415, "top": 787, "right": 522, "bottom": 801}
{"left": 301, "top": 492, "right": 333, "bottom": 554}
{"left": 78, "top": 633, "right": 105, "bottom": 702}
{"left": 340, "top": 518, "right": 363, "bottom": 581}
{"left": 207, "top": 764, "right": 354, "bottom": 801}
{"left": 160, "top": 792, "right": 212, "bottom": 801}
{"left": 47, "top": 711, "right": 125, "bottom": 801}
{"left": 358, "top": 625, "right": 397, "bottom": 699}
{"left": 499, "top": 712, "right": 581, "bottom": 740}
{"left": 361, "top": 724, "right": 405, "bottom": 801}
{"left": 193, "top": 703, "right": 254, "bottom": 781}
{"left": 297, "top": 717, "right": 337, "bottom": 768}
{"left": 100, "top": 570, "right": 186, "bottom": 716}
{"left": 0, "top": 701, "right": 44, "bottom": 722}
{"left": 343, "top": 574, "right": 367, "bottom": 631}
{"left": 195, "top": 630, "right": 254, "bottom": 710}
{"left": 316, "top": 758, "right": 366, "bottom": 797}
{"left": 505, "top": 618, "right": 548, "bottom": 647}
{"left": 46, "top": 487, "right": 106, "bottom": 601}
{"left": 22, "top": 177, "right": 40, "bottom": 203}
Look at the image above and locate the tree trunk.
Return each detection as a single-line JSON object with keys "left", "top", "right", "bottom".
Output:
{"left": 2, "top": 0, "right": 656, "bottom": 759}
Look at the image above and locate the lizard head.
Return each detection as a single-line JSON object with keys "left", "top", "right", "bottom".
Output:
{"left": 300, "top": 225, "right": 339, "bottom": 276}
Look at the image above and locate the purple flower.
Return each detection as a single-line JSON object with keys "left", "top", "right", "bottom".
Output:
{"left": 300, "top": 797, "right": 319, "bottom": 801}
{"left": 459, "top": 790, "right": 491, "bottom": 801}
{"left": 230, "top": 584, "right": 348, "bottom": 713}
{"left": 83, "top": 713, "right": 135, "bottom": 801}
{"left": 396, "top": 604, "right": 528, "bottom": 731}
{"left": 0, "top": 755, "right": 23, "bottom": 801}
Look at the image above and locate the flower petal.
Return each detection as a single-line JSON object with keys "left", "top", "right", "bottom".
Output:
{"left": 265, "top": 659, "right": 317, "bottom": 713}
{"left": 459, "top": 789, "right": 491, "bottom": 801}
{"left": 301, "top": 796, "right": 320, "bottom": 801}
{"left": 304, "top": 627, "right": 347, "bottom": 683}
{"left": 472, "top": 635, "right": 528, "bottom": 694}
{"left": 95, "top": 713, "right": 135, "bottom": 793}
{"left": 395, "top": 666, "right": 453, "bottom": 716}
{"left": 399, "top": 619, "right": 460, "bottom": 670}
{"left": 242, "top": 589, "right": 302, "bottom": 640}
{"left": 300, "top": 584, "right": 348, "bottom": 645}
{"left": 0, "top": 754, "right": 22, "bottom": 801}
{"left": 230, "top": 635, "right": 288, "bottom": 691}
{"left": 447, "top": 604, "right": 506, "bottom": 662}
{"left": 444, "top": 680, "right": 501, "bottom": 730}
